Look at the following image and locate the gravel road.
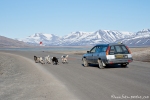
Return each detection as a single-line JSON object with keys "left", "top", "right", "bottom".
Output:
{"left": 0, "top": 50, "right": 150, "bottom": 100}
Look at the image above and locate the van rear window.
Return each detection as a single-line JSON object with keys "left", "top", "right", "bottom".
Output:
{"left": 109, "top": 45, "right": 129, "bottom": 55}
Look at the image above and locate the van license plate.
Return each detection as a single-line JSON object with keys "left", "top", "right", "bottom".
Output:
{"left": 115, "top": 54, "right": 124, "bottom": 59}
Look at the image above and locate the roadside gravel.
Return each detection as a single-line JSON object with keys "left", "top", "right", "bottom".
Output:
{"left": 0, "top": 52, "right": 78, "bottom": 100}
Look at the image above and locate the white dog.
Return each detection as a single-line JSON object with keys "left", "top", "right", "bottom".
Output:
{"left": 61, "top": 55, "right": 69, "bottom": 64}
{"left": 39, "top": 57, "right": 45, "bottom": 64}
{"left": 45, "top": 55, "right": 51, "bottom": 64}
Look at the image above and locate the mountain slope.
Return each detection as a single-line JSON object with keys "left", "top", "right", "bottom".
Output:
{"left": 0, "top": 35, "right": 31, "bottom": 48}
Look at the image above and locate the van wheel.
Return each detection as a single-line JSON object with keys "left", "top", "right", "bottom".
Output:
{"left": 121, "top": 63, "right": 127, "bottom": 68}
{"left": 98, "top": 59, "right": 104, "bottom": 69}
{"left": 83, "top": 58, "right": 89, "bottom": 67}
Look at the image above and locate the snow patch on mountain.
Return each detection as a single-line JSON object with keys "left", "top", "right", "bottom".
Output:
{"left": 20, "top": 33, "right": 62, "bottom": 46}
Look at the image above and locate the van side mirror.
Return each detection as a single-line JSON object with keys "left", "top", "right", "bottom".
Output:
{"left": 87, "top": 51, "right": 90, "bottom": 53}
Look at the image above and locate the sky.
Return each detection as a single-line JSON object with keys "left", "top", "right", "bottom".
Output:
{"left": 0, "top": 0, "right": 150, "bottom": 39}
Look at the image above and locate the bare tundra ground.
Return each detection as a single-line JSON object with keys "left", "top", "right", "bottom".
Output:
{"left": 130, "top": 47, "right": 150, "bottom": 62}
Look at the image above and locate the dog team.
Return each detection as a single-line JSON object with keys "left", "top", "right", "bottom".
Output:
{"left": 34, "top": 55, "right": 69, "bottom": 65}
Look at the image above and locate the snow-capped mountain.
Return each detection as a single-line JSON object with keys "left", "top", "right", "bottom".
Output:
{"left": 19, "top": 28, "right": 150, "bottom": 46}
{"left": 61, "top": 30, "right": 134, "bottom": 45}
{"left": 116, "top": 29, "right": 150, "bottom": 46}
{"left": 136, "top": 29, "right": 150, "bottom": 35}
{"left": 20, "top": 33, "right": 62, "bottom": 46}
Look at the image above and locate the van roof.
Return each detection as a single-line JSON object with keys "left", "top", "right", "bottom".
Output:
{"left": 96, "top": 43, "right": 125, "bottom": 46}
{"left": 95, "top": 44, "right": 109, "bottom": 46}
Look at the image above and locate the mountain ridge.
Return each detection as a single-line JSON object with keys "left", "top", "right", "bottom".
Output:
{"left": 19, "top": 28, "right": 150, "bottom": 46}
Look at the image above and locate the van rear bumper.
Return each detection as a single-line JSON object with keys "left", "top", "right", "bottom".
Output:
{"left": 106, "top": 58, "right": 133, "bottom": 64}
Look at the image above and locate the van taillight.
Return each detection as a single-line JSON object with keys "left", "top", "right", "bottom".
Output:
{"left": 128, "top": 60, "right": 132, "bottom": 63}
{"left": 126, "top": 46, "right": 131, "bottom": 54}
{"left": 106, "top": 46, "right": 110, "bottom": 55}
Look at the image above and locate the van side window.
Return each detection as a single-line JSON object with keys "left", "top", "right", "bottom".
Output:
{"left": 110, "top": 46, "right": 115, "bottom": 54}
{"left": 90, "top": 45, "right": 109, "bottom": 53}
{"left": 102, "top": 46, "right": 107, "bottom": 52}
{"left": 95, "top": 46, "right": 102, "bottom": 53}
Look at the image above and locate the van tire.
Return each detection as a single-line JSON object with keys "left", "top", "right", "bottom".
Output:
{"left": 83, "top": 58, "right": 89, "bottom": 67}
{"left": 121, "top": 63, "right": 127, "bottom": 68}
{"left": 98, "top": 59, "right": 104, "bottom": 69}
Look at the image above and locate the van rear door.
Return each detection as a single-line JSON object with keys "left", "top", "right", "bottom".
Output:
{"left": 112, "top": 45, "right": 130, "bottom": 59}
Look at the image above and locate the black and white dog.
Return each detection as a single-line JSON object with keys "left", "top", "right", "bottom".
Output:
{"left": 34, "top": 56, "right": 45, "bottom": 64}
{"left": 34, "top": 56, "right": 37, "bottom": 62}
{"left": 51, "top": 57, "right": 59, "bottom": 65}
